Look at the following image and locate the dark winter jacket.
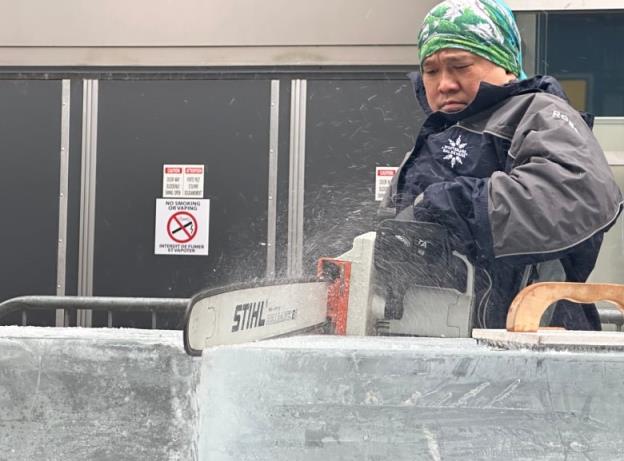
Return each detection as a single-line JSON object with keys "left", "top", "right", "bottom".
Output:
{"left": 381, "top": 73, "right": 623, "bottom": 330}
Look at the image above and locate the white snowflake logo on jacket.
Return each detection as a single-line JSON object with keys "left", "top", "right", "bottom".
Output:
{"left": 442, "top": 135, "right": 468, "bottom": 168}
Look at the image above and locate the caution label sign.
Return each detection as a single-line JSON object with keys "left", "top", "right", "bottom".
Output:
{"left": 154, "top": 199, "right": 209, "bottom": 255}
{"left": 162, "top": 164, "right": 205, "bottom": 198}
{"left": 375, "top": 166, "right": 399, "bottom": 201}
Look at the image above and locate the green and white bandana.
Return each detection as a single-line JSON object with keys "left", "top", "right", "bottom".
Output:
{"left": 418, "top": 0, "right": 527, "bottom": 79}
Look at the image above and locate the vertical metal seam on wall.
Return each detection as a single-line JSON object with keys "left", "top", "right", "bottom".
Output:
{"left": 77, "top": 79, "right": 99, "bottom": 327}
{"left": 287, "top": 79, "right": 307, "bottom": 278}
{"left": 298, "top": 80, "right": 307, "bottom": 276}
{"left": 287, "top": 80, "right": 299, "bottom": 277}
{"left": 266, "top": 80, "right": 280, "bottom": 279}
{"left": 55, "top": 80, "right": 71, "bottom": 327}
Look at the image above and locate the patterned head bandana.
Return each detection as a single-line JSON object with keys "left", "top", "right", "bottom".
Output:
{"left": 418, "top": 0, "right": 527, "bottom": 79}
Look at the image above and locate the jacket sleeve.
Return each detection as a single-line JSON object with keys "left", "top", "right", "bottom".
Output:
{"left": 419, "top": 94, "right": 622, "bottom": 265}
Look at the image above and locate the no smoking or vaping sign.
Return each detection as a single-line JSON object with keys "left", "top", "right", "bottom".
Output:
{"left": 154, "top": 199, "right": 210, "bottom": 255}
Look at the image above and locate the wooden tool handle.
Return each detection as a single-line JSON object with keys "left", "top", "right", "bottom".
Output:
{"left": 506, "top": 282, "right": 624, "bottom": 332}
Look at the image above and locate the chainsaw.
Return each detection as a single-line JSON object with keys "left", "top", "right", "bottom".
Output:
{"left": 184, "top": 220, "right": 478, "bottom": 355}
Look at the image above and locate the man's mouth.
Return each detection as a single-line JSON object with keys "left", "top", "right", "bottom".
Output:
{"left": 440, "top": 101, "right": 467, "bottom": 112}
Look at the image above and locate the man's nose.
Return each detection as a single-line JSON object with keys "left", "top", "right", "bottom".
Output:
{"left": 438, "top": 70, "right": 460, "bottom": 93}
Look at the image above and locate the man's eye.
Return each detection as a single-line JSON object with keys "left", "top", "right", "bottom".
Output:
{"left": 455, "top": 64, "right": 472, "bottom": 70}
{"left": 423, "top": 69, "right": 438, "bottom": 75}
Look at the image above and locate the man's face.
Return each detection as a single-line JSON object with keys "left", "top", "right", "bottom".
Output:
{"left": 422, "top": 49, "right": 516, "bottom": 113}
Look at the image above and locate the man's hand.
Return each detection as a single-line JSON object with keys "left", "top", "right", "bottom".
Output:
{"left": 412, "top": 194, "right": 436, "bottom": 223}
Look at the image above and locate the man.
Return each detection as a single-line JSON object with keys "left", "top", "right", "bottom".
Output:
{"left": 382, "top": 0, "right": 623, "bottom": 329}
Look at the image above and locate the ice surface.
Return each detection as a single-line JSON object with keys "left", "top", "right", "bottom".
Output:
{"left": 198, "top": 335, "right": 624, "bottom": 461}
{"left": 227, "top": 334, "right": 480, "bottom": 351}
{"left": 0, "top": 326, "right": 200, "bottom": 461}
{"left": 0, "top": 324, "right": 183, "bottom": 343}
{"left": 5, "top": 326, "right": 624, "bottom": 461}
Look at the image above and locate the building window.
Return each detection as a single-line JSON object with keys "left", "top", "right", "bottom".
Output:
{"left": 534, "top": 11, "right": 624, "bottom": 116}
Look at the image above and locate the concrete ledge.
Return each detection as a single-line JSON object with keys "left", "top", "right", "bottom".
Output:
{"left": 0, "top": 326, "right": 199, "bottom": 461}
{"left": 198, "top": 335, "right": 624, "bottom": 461}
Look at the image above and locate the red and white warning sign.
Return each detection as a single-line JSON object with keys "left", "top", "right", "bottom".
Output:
{"left": 375, "top": 166, "right": 399, "bottom": 201}
{"left": 155, "top": 199, "right": 210, "bottom": 255}
{"left": 163, "top": 164, "right": 205, "bottom": 198}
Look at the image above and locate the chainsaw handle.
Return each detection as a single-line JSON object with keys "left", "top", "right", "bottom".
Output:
{"left": 506, "top": 282, "right": 624, "bottom": 332}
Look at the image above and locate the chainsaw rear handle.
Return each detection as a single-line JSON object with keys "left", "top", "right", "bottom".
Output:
{"left": 506, "top": 282, "right": 624, "bottom": 332}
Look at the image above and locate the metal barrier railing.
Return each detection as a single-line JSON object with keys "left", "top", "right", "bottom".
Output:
{"left": 0, "top": 296, "right": 189, "bottom": 329}
{"left": 1, "top": 296, "right": 622, "bottom": 332}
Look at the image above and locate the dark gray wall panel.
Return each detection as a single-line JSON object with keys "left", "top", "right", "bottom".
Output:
{"left": 0, "top": 80, "right": 61, "bottom": 312}
{"left": 95, "top": 80, "right": 270, "bottom": 297}
{"left": 303, "top": 78, "right": 424, "bottom": 273}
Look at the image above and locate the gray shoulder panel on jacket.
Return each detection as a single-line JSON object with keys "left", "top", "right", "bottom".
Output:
{"left": 487, "top": 93, "right": 623, "bottom": 259}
